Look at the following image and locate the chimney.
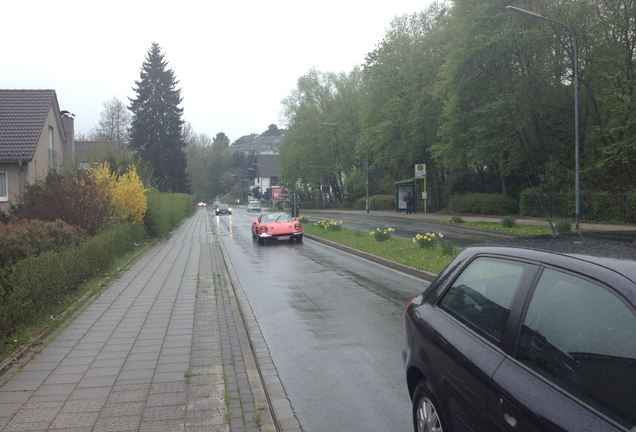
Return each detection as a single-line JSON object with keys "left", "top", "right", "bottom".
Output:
{"left": 60, "top": 111, "right": 75, "bottom": 164}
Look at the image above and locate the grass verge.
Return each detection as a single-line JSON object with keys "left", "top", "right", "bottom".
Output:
{"left": 0, "top": 239, "right": 155, "bottom": 366}
{"left": 303, "top": 224, "right": 457, "bottom": 274}
{"left": 443, "top": 220, "right": 552, "bottom": 236}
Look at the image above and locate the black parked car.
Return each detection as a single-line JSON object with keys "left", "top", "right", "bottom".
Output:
{"left": 404, "top": 240, "right": 636, "bottom": 432}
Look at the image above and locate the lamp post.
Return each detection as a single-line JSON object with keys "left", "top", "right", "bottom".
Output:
{"left": 506, "top": 5, "right": 580, "bottom": 229}
{"left": 320, "top": 122, "right": 369, "bottom": 213}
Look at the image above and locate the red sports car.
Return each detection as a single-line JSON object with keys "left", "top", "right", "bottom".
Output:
{"left": 252, "top": 213, "right": 303, "bottom": 244}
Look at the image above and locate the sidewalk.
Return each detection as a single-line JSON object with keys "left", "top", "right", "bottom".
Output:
{"left": 0, "top": 211, "right": 275, "bottom": 432}
{"left": 305, "top": 209, "right": 636, "bottom": 232}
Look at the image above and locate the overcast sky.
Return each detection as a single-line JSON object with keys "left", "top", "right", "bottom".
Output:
{"left": 2, "top": 0, "right": 433, "bottom": 142}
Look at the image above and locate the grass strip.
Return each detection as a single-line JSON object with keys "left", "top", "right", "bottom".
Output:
{"left": 304, "top": 224, "right": 457, "bottom": 274}
{"left": 443, "top": 221, "right": 552, "bottom": 236}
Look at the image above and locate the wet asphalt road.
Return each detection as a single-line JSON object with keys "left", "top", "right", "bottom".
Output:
{"left": 212, "top": 209, "right": 428, "bottom": 432}
{"left": 304, "top": 210, "right": 514, "bottom": 247}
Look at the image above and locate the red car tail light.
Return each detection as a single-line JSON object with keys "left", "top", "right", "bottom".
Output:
{"left": 260, "top": 226, "right": 268, "bottom": 233}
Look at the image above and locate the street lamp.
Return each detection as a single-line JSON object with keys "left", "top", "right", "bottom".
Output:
{"left": 506, "top": 5, "right": 580, "bottom": 229}
{"left": 320, "top": 122, "right": 370, "bottom": 214}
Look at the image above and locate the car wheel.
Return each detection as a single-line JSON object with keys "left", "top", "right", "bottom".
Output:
{"left": 252, "top": 230, "right": 257, "bottom": 240}
{"left": 295, "top": 235, "right": 303, "bottom": 243}
{"left": 412, "top": 382, "right": 444, "bottom": 432}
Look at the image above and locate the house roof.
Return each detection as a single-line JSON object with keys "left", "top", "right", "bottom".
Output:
{"left": 74, "top": 140, "right": 119, "bottom": 162}
{"left": 0, "top": 89, "right": 58, "bottom": 161}
{"left": 256, "top": 154, "right": 279, "bottom": 178}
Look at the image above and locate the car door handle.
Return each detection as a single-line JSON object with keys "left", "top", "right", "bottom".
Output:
{"left": 499, "top": 397, "right": 518, "bottom": 428}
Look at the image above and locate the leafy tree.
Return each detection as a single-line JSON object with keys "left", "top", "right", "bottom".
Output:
{"left": 92, "top": 96, "right": 131, "bottom": 147}
{"left": 129, "top": 42, "right": 189, "bottom": 193}
{"left": 213, "top": 132, "right": 230, "bottom": 149}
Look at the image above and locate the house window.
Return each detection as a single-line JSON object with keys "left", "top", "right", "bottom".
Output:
{"left": 48, "top": 126, "right": 54, "bottom": 168}
{"left": 0, "top": 171, "right": 7, "bottom": 202}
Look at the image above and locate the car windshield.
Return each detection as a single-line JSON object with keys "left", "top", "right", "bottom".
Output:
{"left": 262, "top": 214, "right": 291, "bottom": 223}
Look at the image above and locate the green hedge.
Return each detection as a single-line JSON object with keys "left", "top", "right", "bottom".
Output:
{"left": 355, "top": 194, "right": 395, "bottom": 210}
{"left": 520, "top": 188, "right": 635, "bottom": 222}
{"left": 449, "top": 193, "right": 517, "bottom": 215}
{"left": 0, "top": 223, "right": 145, "bottom": 338}
{"left": 144, "top": 190, "right": 195, "bottom": 238}
{"left": 627, "top": 190, "right": 636, "bottom": 223}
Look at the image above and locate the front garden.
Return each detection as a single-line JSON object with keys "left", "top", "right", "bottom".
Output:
{"left": 0, "top": 165, "right": 195, "bottom": 360}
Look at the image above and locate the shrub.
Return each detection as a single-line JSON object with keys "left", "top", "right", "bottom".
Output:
{"left": 315, "top": 219, "right": 342, "bottom": 231}
{"left": 501, "top": 216, "right": 516, "bottom": 228}
{"left": 92, "top": 163, "right": 147, "bottom": 223}
{"left": 413, "top": 232, "right": 443, "bottom": 248}
{"left": 297, "top": 215, "right": 310, "bottom": 224}
{"left": 449, "top": 193, "right": 517, "bottom": 215}
{"left": 627, "top": 190, "right": 636, "bottom": 223}
{"left": 355, "top": 194, "right": 394, "bottom": 211}
{"left": 370, "top": 227, "right": 395, "bottom": 241}
{"left": 13, "top": 170, "right": 111, "bottom": 234}
{"left": 0, "top": 220, "right": 84, "bottom": 268}
{"left": 556, "top": 220, "right": 572, "bottom": 234}
{"left": 450, "top": 215, "right": 463, "bottom": 223}
{"left": 144, "top": 190, "right": 195, "bottom": 238}
{"left": 0, "top": 223, "right": 145, "bottom": 338}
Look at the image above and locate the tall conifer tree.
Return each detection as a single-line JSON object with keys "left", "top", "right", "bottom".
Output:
{"left": 129, "top": 42, "right": 189, "bottom": 192}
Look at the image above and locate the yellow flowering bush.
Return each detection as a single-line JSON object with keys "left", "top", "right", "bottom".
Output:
{"left": 91, "top": 163, "right": 147, "bottom": 223}
{"left": 370, "top": 227, "right": 395, "bottom": 241}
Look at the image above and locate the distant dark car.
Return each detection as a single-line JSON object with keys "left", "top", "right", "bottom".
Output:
{"left": 215, "top": 204, "right": 232, "bottom": 215}
{"left": 404, "top": 242, "right": 636, "bottom": 432}
{"left": 251, "top": 213, "right": 302, "bottom": 244}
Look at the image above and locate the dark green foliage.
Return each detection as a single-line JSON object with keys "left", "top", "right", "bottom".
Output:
{"left": 278, "top": 1, "right": 636, "bottom": 222}
{"left": 144, "top": 189, "right": 195, "bottom": 238}
{"left": 0, "top": 223, "right": 144, "bottom": 338}
{"left": 0, "top": 220, "right": 84, "bottom": 268}
{"left": 344, "top": 171, "right": 366, "bottom": 203}
{"left": 355, "top": 194, "right": 395, "bottom": 211}
{"left": 13, "top": 170, "right": 111, "bottom": 234}
{"left": 556, "top": 220, "right": 572, "bottom": 234}
{"left": 520, "top": 188, "right": 631, "bottom": 221}
{"left": 129, "top": 43, "right": 189, "bottom": 193}
{"left": 449, "top": 194, "right": 517, "bottom": 215}
{"left": 627, "top": 191, "right": 636, "bottom": 223}
{"left": 501, "top": 216, "right": 516, "bottom": 228}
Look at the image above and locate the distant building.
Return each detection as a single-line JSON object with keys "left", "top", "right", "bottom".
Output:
{"left": 74, "top": 140, "right": 120, "bottom": 169}
{"left": 253, "top": 154, "right": 279, "bottom": 193}
{"left": 0, "top": 89, "right": 74, "bottom": 211}
{"left": 229, "top": 124, "right": 285, "bottom": 155}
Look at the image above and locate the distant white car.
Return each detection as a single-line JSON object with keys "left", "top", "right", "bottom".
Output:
{"left": 198, "top": 202, "right": 206, "bottom": 208}
{"left": 247, "top": 200, "right": 261, "bottom": 212}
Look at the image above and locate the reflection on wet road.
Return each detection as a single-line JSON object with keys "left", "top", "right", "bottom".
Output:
{"left": 213, "top": 209, "right": 427, "bottom": 432}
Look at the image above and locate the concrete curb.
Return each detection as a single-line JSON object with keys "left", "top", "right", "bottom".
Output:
{"left": 303, "top": 234, "right": 439, "bottom": 282}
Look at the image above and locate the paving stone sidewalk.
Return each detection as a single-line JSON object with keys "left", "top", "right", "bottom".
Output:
{"left": 0, "top": 210, "right": 274, "bottom": 432}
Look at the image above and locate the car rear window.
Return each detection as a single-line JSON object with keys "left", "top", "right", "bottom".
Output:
{"left": 439, "top": 258, "right": 527, "bottom": 343}
{"left": 516, "top": 268, "right": 636, "bottom": 429}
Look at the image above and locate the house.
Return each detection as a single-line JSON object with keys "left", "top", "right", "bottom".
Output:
{"left": 253, "top": 154, "right": 279, "bottom": 197}
{"left": 74, "top": 139, "right": 120, "bottom": 169}
{"left": 0, "top": 89, "right": 74, "bottom": 211}
{"left": 230, "top": 124, "right": 285, "bottom": 155}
